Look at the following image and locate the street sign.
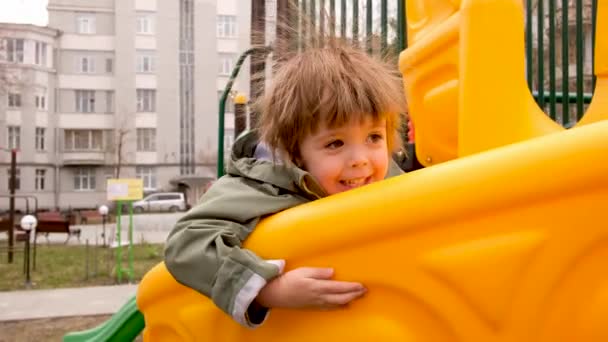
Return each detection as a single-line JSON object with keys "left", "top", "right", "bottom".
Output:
{"left": 106, "top": 179, "right": 144, "bottom": 201}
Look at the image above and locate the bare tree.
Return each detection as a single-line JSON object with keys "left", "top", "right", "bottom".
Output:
{"left": 105, "top": 117, "right": 132, "bottom": 179}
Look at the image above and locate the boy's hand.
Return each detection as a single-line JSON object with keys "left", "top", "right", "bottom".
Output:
{"left": 255, "top": 267, "right": 367, "bottom": 309}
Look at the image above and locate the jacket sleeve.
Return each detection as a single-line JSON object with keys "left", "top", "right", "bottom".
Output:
{"left": 164, "top": 175, "right": 304, "bottom": 328}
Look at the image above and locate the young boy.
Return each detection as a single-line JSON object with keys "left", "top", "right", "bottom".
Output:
{"left": 164, "top": 43, "right": 407, "bottom": 328}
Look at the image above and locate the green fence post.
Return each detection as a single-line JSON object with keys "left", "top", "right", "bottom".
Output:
{"left": 128, "top": 201, "right": 134, "bottom": 282}
{"left": 592, "top": 0, "right": 598, "bottom": 89}
{"left": 310, "top": 0, "right": 316, "bottom": 45}
{"left": 561, "top": 0, "right": 570, "bottom": 125}
{"left": 366, "top": 0, "right": 373, "bottom": 54}
{"left": 320, "top": 0, "right": 325, "bottom": 45}
{"left": 398, "top": 0, "right": 406, "bottom": 51}
{"left": 526, "top": 0, "right": 533, "bottom": 89}
{"left": 537, "top": 0, "right": 545, "bottom": 109}
{"left": 341, "top": 0, "right": 346, "bottom": 38}
{"left": 575, "top": 0, "right": 584, "bottom": 119}
{"left": 116, "top": 200, "right": 122, "bottom": 283}
{"left": 549, "top": 0, "right": 557, "bottom": 120}
{"left": 302, "top": 0, "right": 308, "bottom": 47}
{"left": 330, "top": 0, "right": 336, "bottom": 38}
{"left": 381, "top": 0, "right": 387, "bottom": 54}
{"left": 353, "top": 0, "right": 359, "bottom": 44}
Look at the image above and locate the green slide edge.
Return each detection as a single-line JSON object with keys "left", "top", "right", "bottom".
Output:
{"left": 63, "top": 295, "right": 144, "bottom": 342}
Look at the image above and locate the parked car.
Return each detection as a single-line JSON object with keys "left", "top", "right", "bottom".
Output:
{"left": 132, "top": 192, "right": 187, "bottom": 213}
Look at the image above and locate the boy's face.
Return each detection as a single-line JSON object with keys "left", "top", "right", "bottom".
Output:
{"left": 298, "top": 117, "right": 389, "bottom": 195}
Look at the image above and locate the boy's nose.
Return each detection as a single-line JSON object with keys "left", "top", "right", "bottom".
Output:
{"left": 349, "top": 147, "right": 369, "bottom": 168}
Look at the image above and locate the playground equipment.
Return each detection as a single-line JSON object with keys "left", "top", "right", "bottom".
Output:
{"left": 64, "top": 0, "right": 608, "bottom": 340}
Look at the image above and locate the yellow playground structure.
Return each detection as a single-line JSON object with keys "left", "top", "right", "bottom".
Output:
{"left": 136, "top": 0, "right": 608, "bottom": 340}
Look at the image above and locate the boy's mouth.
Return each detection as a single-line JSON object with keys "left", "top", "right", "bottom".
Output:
{"left": 339, "top": 176, "right": 371, "bottom": 188}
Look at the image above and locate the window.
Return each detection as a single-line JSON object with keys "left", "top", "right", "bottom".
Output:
{"left": 64, "top": 130, "right": 103, "bottom": 151}
{"left": 36, "top": 92, "right": 47, "bottom": 110}
{"left": 136, "top": 14, "right": 155, "bottom": 34}
{"left": 8, "top": 126, "right": 20, "bottom": 149}
{"left": 136, "top": 166, "right": 157, "bottom": 190}
{"left": 76, "top": 15, "right": 96, "bottom": 34}
{"left": 105, "top": 91, "right": 114, "bottom": 113}
{"left": 136, "top": 51, "right": 155, "bottom": 73}
{"left": 136, "top": 89, "right": 156, "bottom": 112}
{"left": 74, "top": 167, "right": 96, "bottom": 191}
{"left": 137, "top": 128, "right": 156, "bottom": 151}
{"left": 35, "top": 169, "right": 46, "bottom": 190}
{"left": 36, "top": 127, "right": 46, "bottom": 151}
{"left": 7, "top": 168, "right": 20, "bottom": 190}
{"left": 5, "top": 38, "right": 24, "bottom": 63}
{"left": 75, "top": 90, "right": 95, "bottom": 113}
{"left": 105, "top": 58, "right": 113, "bottom": 73}
{"left": 217, "top": 15, "right": 237, "bottom": 38}
{"left": 35, "top": 42, "right": 47, "bottom": 66}
{"left": 8, "top": 93, "right": 21, "bottom": 108}
{"left": 77, "top": 56, "right": 96, "bottom": 73}
{"left": 218, "top": 54, "right": 235, "bottom": 75}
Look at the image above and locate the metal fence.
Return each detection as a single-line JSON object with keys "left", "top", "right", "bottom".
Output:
{"left": 218, "top": 0, "right": 598, "bottom": 175}
{"left": 286, "top": 0, "right": 597, "bottom": 126}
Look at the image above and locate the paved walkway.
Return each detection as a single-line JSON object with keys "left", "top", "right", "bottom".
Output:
{"left": 0, "top": 284, "right": 138, "bottom": 322}
{"left": 0, "top": 213, "right": 181, "bottom": 322}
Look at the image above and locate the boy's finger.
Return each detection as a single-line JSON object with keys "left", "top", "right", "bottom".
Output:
{"left": 318, "top": 280, "right": 366, "bottom": 294}
{"left": 298, "top": 267, "right": 334, "bottom": 279}
{"left": 322, "top": 290, "right": 367, "bottom": 306}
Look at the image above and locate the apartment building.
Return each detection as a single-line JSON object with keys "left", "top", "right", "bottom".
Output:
{"left": 1, "top": 0, "right": 222, "bottom": 211}
{"left": 0, "top": 23, "right": 60, "bottom": 211}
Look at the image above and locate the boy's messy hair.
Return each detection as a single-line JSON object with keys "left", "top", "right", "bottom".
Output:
{"left": 256, "top": 39, "right": 407, "bottom": 163}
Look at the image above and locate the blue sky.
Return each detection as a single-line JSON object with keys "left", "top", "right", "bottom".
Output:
{"left": 0, "top": 0, "right": 48, "bottom": 26}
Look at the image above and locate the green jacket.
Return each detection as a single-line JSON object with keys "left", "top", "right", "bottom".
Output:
{"left": 164, "top": 131, "right": 403, "bottom": 328}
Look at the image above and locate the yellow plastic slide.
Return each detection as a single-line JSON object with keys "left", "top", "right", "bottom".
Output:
{"left": 136, "top": 0, "right": 608, "bottom": 340}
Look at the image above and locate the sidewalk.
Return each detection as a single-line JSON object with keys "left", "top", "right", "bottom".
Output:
{"left": 0, "top": 284, "right": 138, "bottom": 322}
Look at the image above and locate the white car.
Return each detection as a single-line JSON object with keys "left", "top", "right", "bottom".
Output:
{"left": 132, "top": 192, "right": 187, "bottom": 213}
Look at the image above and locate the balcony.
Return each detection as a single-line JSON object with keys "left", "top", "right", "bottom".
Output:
{"left": 62, "top": 151, "right": 106, "bottom": 166}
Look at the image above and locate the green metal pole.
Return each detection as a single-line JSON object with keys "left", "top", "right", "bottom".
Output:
{"left": 526, "top": 0, "right": 533, "bottom": 90}
{"left": 353, "top": 0, "right": 359, "bottom": 45}
{"left": 561, "top": 0, "right": 570, "bottom": 125}
{"left": 320, "top": 0, "right": 325, "bottom": 46}
{"left": 116, "top": 200, "right": 122, "bottom": 283}
{"left": 217, "top": 47, "right": 271, "bottom": 178}
{"left": 381, "top": 0, "right": 387, "bottom": 54}
{"left": 575, "top": 0, "right": 584, "bottom": 120}
{"left": 341, "top": 0, "right": 346, "bottom": 38}
{"left": 366, "top": 0, "right": 372, "bottom": 54}
{"left": 549, "top": 0, "right": 556, "bottom": 120}
{"left": 311, "top": 0, "right": 316, "bottom": 44}
{"left": 592, "top": 0, "right": 597, "bottom": 90}
{"left": 397, "top": 0, "right": 406, "bottom": 51}
{"left": 128, "top": 201, "right": 133, "bottom": 282}
{"left": 537, "top": 0, "right": 545, "bottom": 109}
{"left": 302, "top": 0, "right": 308, "bottom": 47}
{"left": 330, "top": 0, "right": 336, "bottom": 38}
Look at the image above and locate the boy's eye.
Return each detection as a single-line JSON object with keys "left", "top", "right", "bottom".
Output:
{"left": 325, "top": 139, "right": 344, "bottom": 149}
{"left": 368, "top": 133, "right": 384, "bottom": 143}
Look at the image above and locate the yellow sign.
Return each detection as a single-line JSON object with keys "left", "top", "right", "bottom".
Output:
{"left": 106, "top": 179, "right": 144, "bottom": 201}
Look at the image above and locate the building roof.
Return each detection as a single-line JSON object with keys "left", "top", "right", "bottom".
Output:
{"left": 0, "top": 22, "right": 61, "bottom": 37}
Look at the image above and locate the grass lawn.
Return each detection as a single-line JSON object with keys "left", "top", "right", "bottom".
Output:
{"left": 0, "top": 242, "right": 164, "bottom": 291}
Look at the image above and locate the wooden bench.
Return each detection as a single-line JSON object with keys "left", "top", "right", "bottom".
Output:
{"left": 79, "top": 210, "right": 103, "bottom": 225}
{"left": 35, "top": 219, "right": 81, "bottom": 244}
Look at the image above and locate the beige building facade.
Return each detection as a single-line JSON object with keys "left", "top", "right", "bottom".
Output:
{"left": 0, "top": 0, "right": 259, "bottom": 211}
